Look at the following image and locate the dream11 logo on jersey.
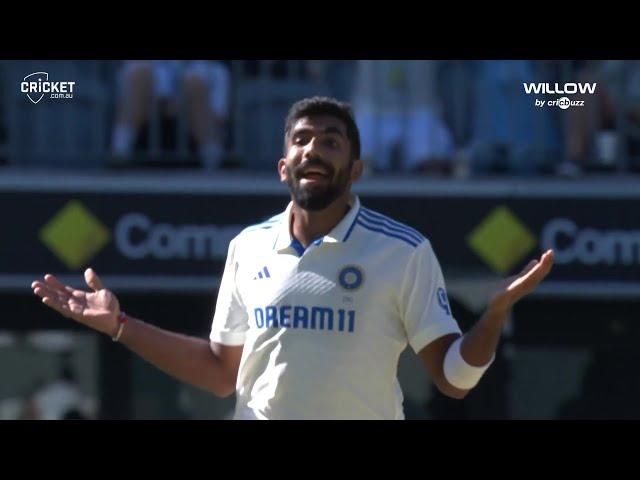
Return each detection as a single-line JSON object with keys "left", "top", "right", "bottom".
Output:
{"left": 21, "top": 72, "right": 76, "bottom": 104}
{"left": 523, "top": 82, "right": 597, "bottom": 110}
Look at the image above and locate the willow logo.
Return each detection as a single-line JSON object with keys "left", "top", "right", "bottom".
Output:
{"left": 523, "top": 83, "right": 597, "bottom": 95}
{"left": 525, "top": 82, "right": 595, "bottom": 110}
{"left": 40, "top": 201, "right": 110, "bottom": 269}
{"left": 467, "top": 206, "right": 537, "bottom": 274}
{"left": 21, "top": 72, "right": 76, "bottom": 104}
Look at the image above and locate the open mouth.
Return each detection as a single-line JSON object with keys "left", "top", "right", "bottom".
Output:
{"left": 298, "top": 166, "right": 331, "bottom": 182}
{"left": 301, "top": 172, "right": 329, "bottom": 181}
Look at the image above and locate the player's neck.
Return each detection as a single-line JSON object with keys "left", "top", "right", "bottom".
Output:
{"left": 291, "top": 194, "right": 351, "bottom": 247}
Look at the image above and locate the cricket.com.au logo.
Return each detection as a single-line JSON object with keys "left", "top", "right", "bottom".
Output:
{"left": 523, "top": 82, "right": 597, "bottom": 110}
{"left": 21, "top": 72, "right": 76, "bottom": 104}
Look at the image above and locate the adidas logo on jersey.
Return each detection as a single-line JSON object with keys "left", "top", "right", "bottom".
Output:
{"left": 254, "top": 266, "right": 271, "bottom": 280}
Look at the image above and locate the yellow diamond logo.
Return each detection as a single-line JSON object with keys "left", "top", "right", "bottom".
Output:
{"left": 467, "top": 206, "right": 537, "bottom": 274}
{"left": 40, "top": 201, "right": 111, "bottom": 270}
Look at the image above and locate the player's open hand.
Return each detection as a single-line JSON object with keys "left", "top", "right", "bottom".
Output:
{"left": 31, "top": 268, "right": 120, "bottom": 336}
{"left": 489, "top": 249, "right": 555, "bottom": 315}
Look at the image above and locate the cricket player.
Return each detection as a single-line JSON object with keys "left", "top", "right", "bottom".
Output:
{"left": 31, "top": 97, "right": 554, "bottom": 419}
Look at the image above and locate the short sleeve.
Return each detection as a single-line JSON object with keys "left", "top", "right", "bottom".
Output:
{"left": 400, "top": 240, "right": 462, "bottom": 353}
{"left": 209, "top": 237, "right": 248, "bottom": 346}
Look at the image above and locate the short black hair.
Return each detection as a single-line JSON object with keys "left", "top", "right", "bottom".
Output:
{"left": 284, "top": 96, "right": 361, "bottom": 160}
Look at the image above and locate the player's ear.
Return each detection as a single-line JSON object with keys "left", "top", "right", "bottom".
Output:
{"left": 278, "top": 158, "right": 287, "bottom": 182}
{"left": 350, "top": 158, "right": 364, "bottom": 182}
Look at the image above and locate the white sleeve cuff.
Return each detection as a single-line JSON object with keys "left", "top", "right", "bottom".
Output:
{"left": 409, "top": 321, "right": 463, "bottom": 354}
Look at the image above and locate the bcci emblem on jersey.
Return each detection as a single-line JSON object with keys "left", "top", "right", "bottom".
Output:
{"left": 338, "top": 265, "right": 364, "bottom": 291}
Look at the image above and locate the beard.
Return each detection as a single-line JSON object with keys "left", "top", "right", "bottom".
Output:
{"left": 285, "top": 158, "right": 352, "bottom": 211}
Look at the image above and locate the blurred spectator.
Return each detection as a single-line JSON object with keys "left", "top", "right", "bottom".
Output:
{"left": 465, "top": 60, "right": 563, "bottom": 176}
{"left": 110, "top": 60, "right": 231, "bottom": 170}
{"left": 561, "top": 60, "right": 640, "bottom": 175}
{"left": 351, "top": 60, "right": 455, "bottom": 175}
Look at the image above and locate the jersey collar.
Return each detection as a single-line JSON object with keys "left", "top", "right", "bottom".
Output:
{"left": 274, "top": 194, "right": 361, "bottom": 253}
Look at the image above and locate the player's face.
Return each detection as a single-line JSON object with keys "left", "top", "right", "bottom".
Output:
{"left": 278, "top": 115, "right": 362, "bottom": 211}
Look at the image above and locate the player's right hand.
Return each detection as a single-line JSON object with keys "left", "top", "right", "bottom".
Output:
{"left": 31, "top": 268, "right": 121, "bottom": 337}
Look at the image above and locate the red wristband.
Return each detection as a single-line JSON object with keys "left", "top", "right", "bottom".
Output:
{"left": 112, "top": 311, "right": 128, "bottom": 342}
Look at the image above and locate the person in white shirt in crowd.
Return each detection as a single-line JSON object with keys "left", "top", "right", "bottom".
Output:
{"left": 110, "top": 60, "right": 231, "bottom": 170}
{"left": 351, "top": 60, "right": 455, "bottom": 175}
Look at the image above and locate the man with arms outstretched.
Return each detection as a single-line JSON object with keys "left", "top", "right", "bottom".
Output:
{"left": 32, "top": 97, "right": 554, "bottom": 419}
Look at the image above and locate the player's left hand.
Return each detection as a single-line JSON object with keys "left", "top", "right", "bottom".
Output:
{"left": 489, "top": 249, "right": 555, "bottom": 315}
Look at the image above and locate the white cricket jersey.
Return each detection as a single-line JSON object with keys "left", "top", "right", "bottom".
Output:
{"left": 210, "top": 195, "right": 461, "bottom": 420}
